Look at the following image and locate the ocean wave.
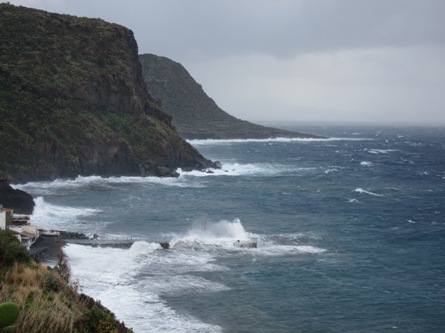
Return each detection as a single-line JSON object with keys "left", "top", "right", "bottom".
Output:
{"left": 64, "top": 243, "right": 223, "bottom": 333}
{"left": 180, "top": 162, "right": 316, "bottom": 178}
{"left": 15, "top": 175, "right": 203, "bottom": 194}
{"left": 170, "top": 218, "right": 252, "bottom": 248}
{"left": 365, "top": 148, "right": 399, "bottom": 154}
{"left": 324, "top": 166, "right": 342, "bottom": 174}
{"left": 189, "top": 137, "right": 369, "bottom": 145}
{"left": 360, "top": 161, "right": 373, "bottom": 166}
{"left": 255, "top": 244, "right": 327, "bottom": 257}
{"left": 31, "top": 196, "right": 102, "bottom": 231}
{"left": 354, "top": 188, "right": 385, "bottom": 197}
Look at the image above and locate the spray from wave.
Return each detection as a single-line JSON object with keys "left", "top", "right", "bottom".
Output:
{"left": 31, "top": 196, "right": 102, "bottom": 232}
{"left": 170, "top": 218, "right": 251, "bottom": 248}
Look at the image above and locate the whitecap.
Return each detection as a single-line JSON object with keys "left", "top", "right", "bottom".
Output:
{"left": 360, "top": 161, "right": 373, "bottom": 167}
{"left": 295, "top": 245, "right": 328, "bottom": 254}
{"left": 254, "top": 244, "right": 327, "bottom": 257}
{"left": 354, "top": 188, "right": 385, "bottom": 197}
{"left": 179, "top": 163, "right": 314, "bottom": 178}
{"left": 188, "top": 137, "right": 369, "bottom": 145}
{"left": 15, "top": 175, "right": 202, "bottom": 194}
{"left": 324, "top": 166, "right": 342, "bottom": 174}
{"left": 365, "top": 148, "right": 399, "bottom": 154}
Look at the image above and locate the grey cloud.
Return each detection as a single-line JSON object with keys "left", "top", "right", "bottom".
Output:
{"left": 9, "top": 0, "right": 445, "bottom": 58}
{"left": 130, "top": 0, "right": 445, "bottom": 59}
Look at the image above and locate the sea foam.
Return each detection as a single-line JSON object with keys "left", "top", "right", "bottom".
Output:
{"left": 31, "top": 196, "right": 101, "bottom": 231}
{"left": 65, "top": 241, "right": 224, "bottom": 332}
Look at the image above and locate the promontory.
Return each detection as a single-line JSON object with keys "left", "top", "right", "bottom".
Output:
{"left": 0, "top": 4, "right": 217, "bottom": 183}
{"left": 139, "top": 53, "right": 319, "bottom": 139}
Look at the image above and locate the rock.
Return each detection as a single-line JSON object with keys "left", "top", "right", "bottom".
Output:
{"left": 0, "top": 180, "right": 35, "bottom": 214}
{"left": 157, "top": 166, "right": 178, "bottom": 177}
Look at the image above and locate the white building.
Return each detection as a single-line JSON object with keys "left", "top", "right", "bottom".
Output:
{"left": 1, "top": 207, "right": 39, "bottom": 250}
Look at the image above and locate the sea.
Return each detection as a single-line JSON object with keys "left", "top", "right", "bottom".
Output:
{"left": 15, "top": 124, "right": 445, "bottom": 333}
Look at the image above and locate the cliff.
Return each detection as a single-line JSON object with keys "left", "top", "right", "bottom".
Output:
{"left": 0, "top": 4, "right": 217, "bottom": 183}
{"left": 139, "top": 53, "right": 319, "bottom": 139}
{"left": 0, "top": 180, "right": 34, "bottom": 214}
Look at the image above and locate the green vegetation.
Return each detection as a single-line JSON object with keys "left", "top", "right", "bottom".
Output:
{"left": 0, "top": 4, "right": 213, "bottom": 182}
{"left": 139, "top": 53, "right": 319, "bottom": 139}
{"left": 0, "top": 302, "right": 20, "bottom": 329}
{"left": 0, "top": 230, "right": 132, "bottom": 332}
{"left": 0, "top": 230, "right": 32, "bottom": 268}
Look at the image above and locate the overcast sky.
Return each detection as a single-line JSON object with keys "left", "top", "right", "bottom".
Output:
{"left": 5, "top": 0, "right": 445, "bottom": 125}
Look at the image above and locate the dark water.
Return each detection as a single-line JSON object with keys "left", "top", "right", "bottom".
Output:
{"left": 18, "top": 125, "right": 445, "bottom": 332}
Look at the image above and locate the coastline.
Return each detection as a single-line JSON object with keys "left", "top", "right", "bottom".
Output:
{"left": 31, "top": 231, "right": 138, "bottom": 268}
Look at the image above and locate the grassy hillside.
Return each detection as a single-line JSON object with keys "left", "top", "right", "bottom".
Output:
{"left": 0, "top": 4, "right": 215, "bottom": 182}
{"left": 0, "top": 230, "right": 132, "bottom": 332}
{"left": 140, "top": 53, "right": 319, "bottom": 139}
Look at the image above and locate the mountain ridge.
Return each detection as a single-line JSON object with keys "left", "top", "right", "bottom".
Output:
{"left": 139, "top": 53, "right": 320, "bottom": 139}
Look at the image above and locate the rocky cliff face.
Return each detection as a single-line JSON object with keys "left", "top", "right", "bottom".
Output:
{"left": 0, "top": 180, "right": 34, "bottom": 214}
{"left": 139, "top": 53, "right": 319, "bottom": 139}
{"left": 0, "top": 4, "right": 217, "bottom": 182}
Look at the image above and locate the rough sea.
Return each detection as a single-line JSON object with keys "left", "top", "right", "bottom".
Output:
{"left": 16, "top": 124, "right": 445, "bottom": 333}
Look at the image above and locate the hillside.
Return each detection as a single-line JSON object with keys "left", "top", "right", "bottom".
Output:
{"left": 0, "top": 4, "right": 217, "bottom": 182}
{"left": 139, "top": 54, "right": 319, "bottom": 139}
{"left": 0, "top": 230, "right": 133, "bottom": 332}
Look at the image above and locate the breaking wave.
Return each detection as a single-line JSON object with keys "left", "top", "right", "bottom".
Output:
{"left": 31, "top": 196, "right": 102, "bottom": 232}
{"left": 354, "top": 188, "right": 385, "bottom": 197}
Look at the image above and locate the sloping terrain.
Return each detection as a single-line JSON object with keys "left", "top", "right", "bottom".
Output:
{"left": 140, "top": 53, "right": 318, "bottom": 139}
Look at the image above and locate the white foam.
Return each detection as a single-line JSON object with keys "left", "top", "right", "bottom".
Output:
{"left": 30, "top": 196, "right": 101, "bottom": 231}
{"left": 366, "top": 148, "right": 399, "bottom": 154}
{"left": 15, "top": 175, "right": 201, "bottom": 194}
{"left": 255, "top": 243, "right": 327, "bottom": 257}
{"left": 179, "top": 162, "right": 312, "bottom": 178}
{"left": 65, "top": 243, "right": 222, "bottom": 332}
{"left": 360, "top": 161, "right": 373, "bottom": 166}
{"left": 354, "top": 188, "right": 385, "bottom": 197}
{"left": 250, "top": 233, "right": 327, "bottom": 257}
{"left": 295, "top": 245, "right": 328, "bottom": 254}
{"left": 324, "top": 166, "right": 342, "bottom": 174}
{"left": 188, "top": 137, "right": 368, "bottom": 145}
{"left": 144, "top": 274, "right": 230, "bottom": 297}
{"left": 170, "top": 218, "right": 251, "bottom": 248}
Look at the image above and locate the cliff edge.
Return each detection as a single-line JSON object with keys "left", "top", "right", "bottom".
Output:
{"left": 0, "top": 4, "right": 217, "bottom": 182}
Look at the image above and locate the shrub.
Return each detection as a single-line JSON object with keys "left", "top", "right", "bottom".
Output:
{"left": 0, "top": 230, "right": 31, "bottom": 269}
{"left": 76, "top": 306, "right": 117, "bottom": 333}
{"left": 0, "top": 301, "right": 20, "bottom": 328}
